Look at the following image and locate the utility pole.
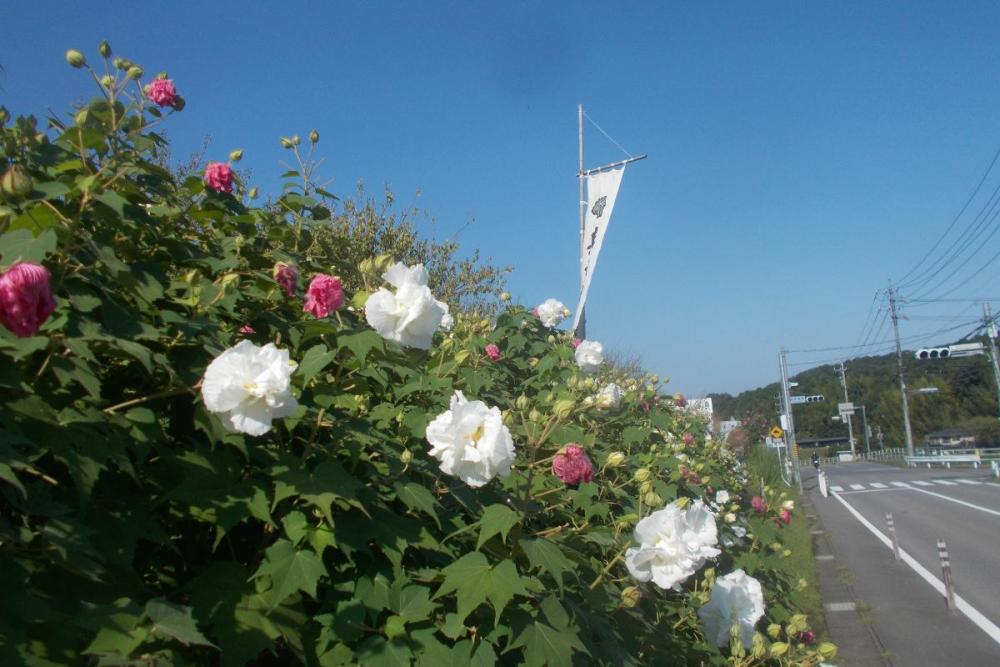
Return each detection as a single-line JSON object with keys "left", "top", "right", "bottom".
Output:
{"left": 576, "top": 103, "right": 586, "bottom": 340}
{"left": 982, "top": 302, "right": 1000, "bottom": 420}
{"left": 837, "top": 361, "right": 857, "bottom": 456}
{"left": 778, "top": 347, "right": 803, "bottom": 492}
{"left": 858, "top": 405, "right": 871, "bottom": 456}
{"left": 889, "top": 284, "right": 915, "bottom": 455}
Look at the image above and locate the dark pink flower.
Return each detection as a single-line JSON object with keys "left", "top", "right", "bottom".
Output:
{"left": 204, "top": 161, "right": 234, "bottom": 193}
{"left": 639, "top": 399, "right": 650, "bottom": 413}
{"left": 682, "top": 432, "right": 694, "bottom": 446}
{"left": 552, "top": 444, "right": 594, "bottom": 486}
{"left": 533, "top": 307, "right": 539, "bottom": 318}
{"left": 273, "top": 262, "right": 298, "bottom": 297}
{"left": 679, "top": 465, "right": 689, "bottom": 478}
{"left": 239, "top": 325, "right": 255, "bottom": 334}
{"left": 571, "top": 338, "right": 582, "bottom": 348}
{"left": 801, "top": 630, "right": 816, "bottom": 645}
{"left": 145, "top": 79, "right": 178, "bottom": 107}
{"left": 751, "top": 496, "right": 768, "bottom": 513}
{"left": 304, "top": 274, "right": 344, "bottom": 318}
{"left": 674, "top": 393, "right": 687, "bottom": 408}
{"left": 688, "top": 472, "right": 701, "bottom": 486}
{"left": 0, "top": 262, "right": 56, "bottom": 337}
{"left": 779, "top": 509, "right": 792, "bottom": 525}
{"left": 485, "top": 343, "right": 501, "bottom": 361}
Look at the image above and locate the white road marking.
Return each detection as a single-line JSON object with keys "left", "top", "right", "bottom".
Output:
{"left": 891, "top": 481, "right": 909, "bottom": 488}
{"left": 830, "top": 485, "right": 844, "bottom": 492}
{"left": 911, "top": 480, "right": 933, "bottom": 486}
{"left": 933, "top": 479, "right": 958, "bottom": 486}
{"left": 831, "top": 491, "right": 1000, "bottom": 646}
{"left": 955, "top": 479, "right": 982, "bottom": 485}
{"left": 870, "top": 482, "right": 888, "bottom": 488}
{"left": 850, "top": 483, "right": 865, "bottom": 490}
{"left": 824, "top": 602, "right": 857, "bottom": 612}
{"left": 816, "top": 554, "right": 835, "bottom": 560}
{"left": 905, "top": 486, "right": 1000, "bottom": 518}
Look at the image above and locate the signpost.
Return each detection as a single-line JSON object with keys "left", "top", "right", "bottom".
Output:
{"left": 838, "top": 402, "right": 855, "bottom": 418}
{"left": 770, "top": 426, "right": 784, "bottom": 439}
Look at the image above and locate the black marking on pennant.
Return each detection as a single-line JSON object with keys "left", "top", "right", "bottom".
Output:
{"left": 591, "top": 196, "right": 607, "bottom": 218}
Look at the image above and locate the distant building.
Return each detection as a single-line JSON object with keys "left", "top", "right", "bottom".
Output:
{"left": 925, "top": 428, "right": 975, "bottom": 448}
{"left": 717, "top": 419, "right": 741, "bottom": 439}
{"left": 685, "top": 398, "right": 714, "bottom": 424}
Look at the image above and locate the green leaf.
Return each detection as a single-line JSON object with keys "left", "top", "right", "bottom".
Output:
{"left": 0, "top": 227, "right": 57, "bottom": 265}
{"left": 391, "top": 585, "right": 436, "bottom": 623}
{"left": 394, "top": 481, "right": 441, "bottom": 528}
{"left": 477, "top": 503, "right": 520, "bottom": 549}
{"left": 298, "top": 343, "right": 337, "bottom": 385}
{"left": 252, "top": 539, "right": 327, "bottom": 609}
{"left": 521, "top": 538, "right": 573, "bottom": 591}
{"left": 510, "top": 620, "right": 586, "bottom": 667}
{"left": 282, "top": 511, "right": 309, "bottom": 545}
{"left": 435, "top": 552, "right": 529, "bottom": 624}
{"left": 145, "top": 598, "right": 217, "bottom": 648}
{"left": 339, "top": 329, "right": 383, "bottom": 361}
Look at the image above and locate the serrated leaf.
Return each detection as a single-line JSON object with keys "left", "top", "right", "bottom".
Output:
{"left": 510, "top": 620, "right": 586, "bottom": 667}
{"left": 394, "top": 481, "right": 441, "bottom": 527}
{"left": 339, "top": 329, "right": 383, "bottom": 361}
{"left": 521, "top": 538, "right": 573, "bottom": 591}
{"left": 477, "top": 503, "right": 520, "bottom": 549}
{"left": 145, "top": 598, "right": 217, "bottom": 648}
{"left": 0, "top": 227, "right": 57, "bottom": 265}
{"left": 435, "top": 553, "right": 529, "bottom": 624}
{"left": 252, "top": 539, "right": 326, "bottom": 609}
{"left": 298, "top": 343, "right": 337, "bottom": 385}
{"left": 391, "top": 585, "right": 436, "bottom": 622}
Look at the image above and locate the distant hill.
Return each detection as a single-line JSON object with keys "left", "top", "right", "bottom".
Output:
{"left": 707, "top": 341, "right": 1000, "bottom": 448}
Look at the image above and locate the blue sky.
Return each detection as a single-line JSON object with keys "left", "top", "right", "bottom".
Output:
{"left": 6, "top": 2, "right": 1000, "bottom": 401}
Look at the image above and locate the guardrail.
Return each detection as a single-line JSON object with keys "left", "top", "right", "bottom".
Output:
{"left": 904, "top": 453, "right": 981, "bottom": 468}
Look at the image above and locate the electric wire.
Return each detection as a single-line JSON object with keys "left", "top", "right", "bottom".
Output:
{"left": 583, "top": 111, "right": 634, "bottom": 160}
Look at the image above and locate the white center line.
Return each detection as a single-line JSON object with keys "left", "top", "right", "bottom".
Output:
{"left": 890, "top": 481, "right": 910, "bottom": 488}
{"left": 955, "top": 479, "right": 982, "bottom": 485}
{"left": 934, "top": 479, "right": 958, "bottom": 486}
{"left": 850, "top": 483, "right": 865, "bottom": 490}
{"left": 870, "top": 482, "right": 888, "bottom": 489}
{"left": 831, "top": 491, "right": 1000, "bottom": 646}
{"left": 912, "top": 480, "right": 933, "bottom": 486}
{"left": 905, "top": 486, "right": 1000, "bottom": 518}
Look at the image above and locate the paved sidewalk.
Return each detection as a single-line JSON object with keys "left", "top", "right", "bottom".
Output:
{"left": 802, "top": 470, "right": 1000, "bottom": 666}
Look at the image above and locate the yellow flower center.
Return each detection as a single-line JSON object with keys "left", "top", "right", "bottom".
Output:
{"left": 470, "top": 424, "right": 485, "bottom": 444}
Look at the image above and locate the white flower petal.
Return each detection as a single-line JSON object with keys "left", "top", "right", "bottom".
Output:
{"left": 426, "top": 390, "right": 516, "bottom": 488}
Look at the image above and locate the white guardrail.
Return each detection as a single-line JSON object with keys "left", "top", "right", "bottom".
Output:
{"left": 904, "top": 453, "right": 981, "bottom": 468}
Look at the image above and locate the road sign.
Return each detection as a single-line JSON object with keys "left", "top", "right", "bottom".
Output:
{"left": 838, "top": 402, "right": 855, "bottom": 417}
{"left": 791, "top": 395, "right": 825, "bottom": 404}
{"left": 770, "top": 426, "right": 784, "bottom": 439}
{"left": 790, "top": 396, "right": 807, "bottom": 404}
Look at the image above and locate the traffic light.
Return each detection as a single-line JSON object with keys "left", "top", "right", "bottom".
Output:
{"left": 915, "top": 343, "right": 984, "bottom": 360}
{"left": 805, "top": 395, "right": 825, "bottom": 403}
{"left": 915, "top": 347, "right": 950, "bottom": 360}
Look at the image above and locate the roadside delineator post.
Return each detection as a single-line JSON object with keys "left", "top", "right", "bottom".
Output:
{"left": 818, "top": 471, "right": 828, "bottom": 498}
{"left": 886, "top": 513, "right": 899, "bottom": 561}
{"left": 937, "top": 538, "right": 956, "bottom": 611}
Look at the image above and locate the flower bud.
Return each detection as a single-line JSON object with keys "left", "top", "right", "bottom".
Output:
{"left": 309, "top": 129, "right": 319, "bottom": 144}
{"left": 547, "top": 335, "right": 556, "bottom": 343}
{"left": 767, "top": 623, "right": 782, "bottom": 639}
{"left": 292, "top": 134, "right": 301, "bottom": 146}
{"left": 502, "top": 410, "right": 514, "bottom": 426}
{"left": 0, "top": 107, "right": 9, "bottom": 125}
{"left": 528, "top": 408, "right": 542, "bottom": 423}
{"left": 400, "top": 449, "right": 412, "bottom": 464}
{"left": 552, "top": 399, "right": 575, "bottom": 420}
{"left": 281, "top": 137, "right": 294, "bottom": 149}
{"left": 782, "top": 499, "right": 795, "bottom": 511}
{"left": 620, "top": 586, "right": 641, "bottom": 608}
{"left": 249, "top": 187, "right": 259, "bottom": 199}
{"left": 98, "top": 41, "right": 112, "bottom": 57}
{"left": 172, "top": 96, "right": 186, "bottom": 111}
{"left": 751, "top": 633, "right": 767, "bottom": 660}
{"left": 229, "top": 149, "right": 244, "bottom": 162}
{"left": 1, "top": 165, "right": 33, "bottom": 197}
{"left": 634, "top": 468, "right": 651, "bottom": 483}
{"left": 769, "top": 642, "right": 789, "bottom": 658}
{"left": 783, "top": 548, "right": 792, "bottom": 557}
{"left": 126, "top": 66, "right": 143, "bottom": 80}
{"left": 606, "top": 451, "right": 625, "bottom": 467}
{"left": 724, "top": 512, "right": 737, "bottom": 523}
{"left": 674, "top": 496, "right": 691, "bottom": 509}
{"left": 499, "top": 291, "right": 511, "bottom": 302}
{"left": 644, "top": 491, "right": 662, "bottom": 507}
{"left": 818, "top": 642, "right": 838, "bottom": 659}
{"left": 66, "top": 49, "right": 86, "bottom": 68}
{"left": 515, "top": 395, "right": 529, "bottom": 410}
{"left": 113, "top": 57, "right": 127, "bottom": 69}
{"left": 729, "top": 622, "right": 742, "bottom": 640}
{"left": 640, "top": 480, "right": 653, "bottom": 495}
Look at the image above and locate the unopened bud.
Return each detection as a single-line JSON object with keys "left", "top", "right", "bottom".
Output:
{"left": 724, "top": 512, "right": 737, "bottom": 523}
{"left": 172, "top": 96, "right": 186, "bottom": 111}
{"left": 552, "top": 399, "right": 574, "bottom": 420}
{"left": 767, "top": 623, "right": 782, "bottom": 639}
{"left": 674, "top": 496, "right": 691, "bottom": 509}
{"left": 292, "top": 134, "right": 300, "bottom": 146}
{"left": 643, "top": 491, "right": 662, "bottom": 507}
{"left": 547, "top": 335, "right": 556, "bottom": 343}
{"left": 729, "top": 623, "right": 742, "bottom": 640}
{"left": 229, "top": 149, "right": 244, "bottom": 162}
{"left": 640, "top": 481, "right": 653, "bottom": 495}
{"left": 620, "top": 586, "right": 641, "bottom": 608}
{"left": 769, "top": 642, "right": 789, "bottom": 658}
{"left": 113, "top": 57, "right": 127, "bottom": 69}
{"left": 281, "top": 137, "right": 294, "bottom": 149}
{"left": 502, "top": 411, "right": 514, "bottom": 426}
{"left": 0, "top": 107, "right": 8, "bottom": 125}
{"left": 818, "top": 642, "right": 838, "bottom": 660}
{"left": 634, "top": 468, "right": 651, "bottom": 483}
{"left": 1, "top": 165, "right": 33, "bottom": 197}
{"left": 606, "top": 451, "right": 625, "bottom": 467}
{"left": 499, "top": 291, "right": 511, "bottom": 302}
{"left": 66, "top": 49, "right": 86, "bottom": 68}
{"left": 126, "top": 66, "right": 143, "bottom": 80}
{"left": 751, "top": 634, "right": 767, "bottom": 660}
{"left": 309, "top": 129, "right": 319, "bottom": 144}
{"left": 248, "top": 187, "right": 259, "bottom": 199}
{"left": 515, "top": 395, "right": 529, "bottom": 410}
{"left": 98, "top": 41, "right": 112, "bottom": 57}
{"left": 528, "top": 409, "right": 541, "bottom": 423}
{"left": 400, "top": 449, "right": 412, "bottom": 464}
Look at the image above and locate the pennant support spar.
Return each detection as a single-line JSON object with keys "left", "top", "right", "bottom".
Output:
{"left": 574, "top": 104, "right": 646, "bottom": 338}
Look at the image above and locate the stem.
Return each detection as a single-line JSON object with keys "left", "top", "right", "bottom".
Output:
{"left": 588, "top": 545, "right": 629, "bottom": 590}
{"left": 103, "top": 383, "right": 197, "bottom": 414}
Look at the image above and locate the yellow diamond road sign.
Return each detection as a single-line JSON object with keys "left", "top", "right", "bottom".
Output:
{"left": 770, "top": 426, "right": 784, "bottom": 439}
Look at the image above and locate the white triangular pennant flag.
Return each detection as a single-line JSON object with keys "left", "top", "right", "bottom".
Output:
{"left": 573, "top": 164, "right": 626, "bottom": 331}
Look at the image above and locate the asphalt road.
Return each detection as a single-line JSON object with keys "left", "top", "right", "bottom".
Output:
{"left": 805, "top": 461, "right": 1000, "bottom": 664}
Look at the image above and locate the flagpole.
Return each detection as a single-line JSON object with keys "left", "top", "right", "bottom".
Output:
{"left": 577, "top": 103, "right": 586, "bottom": 339}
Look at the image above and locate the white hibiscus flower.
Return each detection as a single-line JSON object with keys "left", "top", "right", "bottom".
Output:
{"left": 698, "top": 569, "right": 766, "bottom": 648}
{"left": 535, "top": 298, "right": 570, "bottom": 328}
{"left": 201, "top": 340, "right": 299, "bottom": 436}
{"left": 365, "top": 262, "right": 448, "bottom": 350}
{"left": 594, "top": 382, "right": 622, "bottom": 410}
{"left": 574, "top": 339, "right": 603, "bottom": 374}
{"left": 425, "top": 391, "right": 516, "bottom": 488}
{"left": 625, "top": 500, "right": 720, "bottom": 591}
